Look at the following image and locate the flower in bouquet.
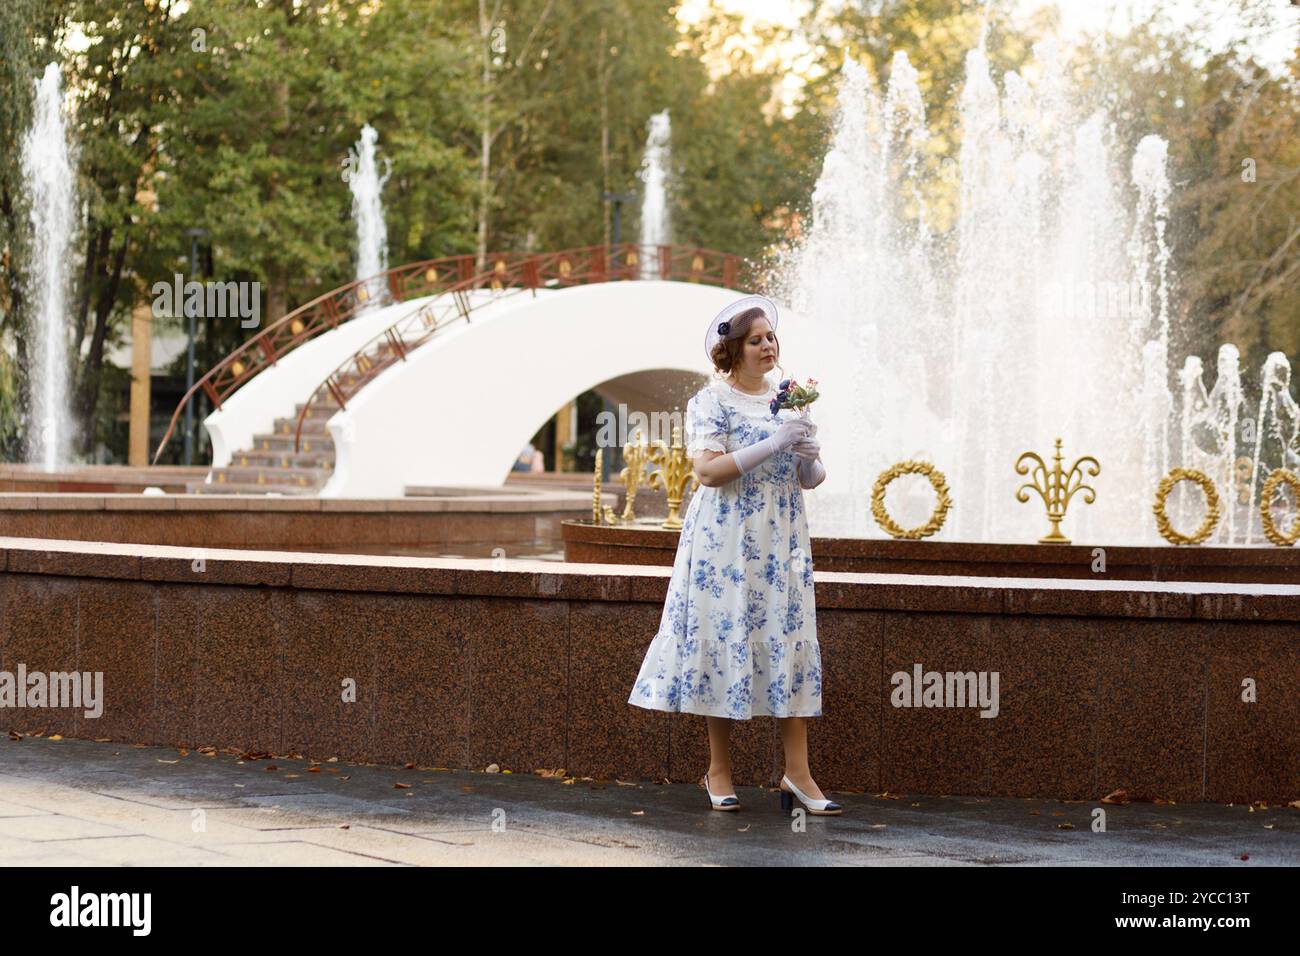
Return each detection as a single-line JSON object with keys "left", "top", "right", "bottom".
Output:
{"left": 770, "top": 377, "right": 820, "bottom": 417}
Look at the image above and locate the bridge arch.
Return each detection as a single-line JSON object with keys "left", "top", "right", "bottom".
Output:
{"left": 322, "top": 280, "right": 809, "bottom": 495}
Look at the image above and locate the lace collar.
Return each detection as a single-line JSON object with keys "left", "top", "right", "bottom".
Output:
{"left": 710, "top": 374, "right": 775, "bottom": 404}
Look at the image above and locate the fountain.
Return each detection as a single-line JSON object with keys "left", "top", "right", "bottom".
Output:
{"left": 777, "top": 38, "right": 1297, "bottom": 545}
{"left": 639, "top": 110, "right": 672, "bottom": 279}
{"left": 20, "top": 62, "right": 79, "bottom": 470}
{"left": 346, "top": 123, "right": 391, "bottom": 311}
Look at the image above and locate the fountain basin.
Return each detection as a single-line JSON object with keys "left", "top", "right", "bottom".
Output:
{"left": 1, "top": 535, "right": 1294, "bottom": 804}
{"left": 0, "top": 487, "right": 589, "bottom": 556}
{"left": 562, "top": 519, "right": 1300, "bottom": 585}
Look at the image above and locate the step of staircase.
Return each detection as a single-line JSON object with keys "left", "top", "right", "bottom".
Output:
{"left": 229, "top": 450, "right": 334, "bottom": 469}
{"left": 208, "top": 464, "right": 331, "bottom": 486}
{"left": 269, "top": 417, "right": 331, "bottom": 437}
{"left": 290, "top": 403, "right": 338, "bottom": 420}
{"left": 186, "top": 479, "right": 324, "bottom": 496}
{"left": 248, "top": 433, "right": 335, "bottom": 453}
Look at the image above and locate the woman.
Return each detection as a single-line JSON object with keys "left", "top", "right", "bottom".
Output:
{"left": 627, "top": 294, "right": 841, "bottom": 816}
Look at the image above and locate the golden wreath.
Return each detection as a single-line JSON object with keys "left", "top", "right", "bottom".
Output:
{"left": 1259, "top": 468, "right": 1300, "bottom": 547}
{"left": 870, "top": 460, "right": 952, "bottom": 539}
{"left": 1152, "top": 468, "right": 1221, "bottom": 545}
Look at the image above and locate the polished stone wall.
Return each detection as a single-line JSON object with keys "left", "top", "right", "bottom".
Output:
{"left": 0, "top": 492, "right": 589, "bottom": 551}
{"left": 563, "top": 519, "right": 1300, "bottom": 583}
{"left": 0, "top": 536, "right": 1295, "bottom": 804}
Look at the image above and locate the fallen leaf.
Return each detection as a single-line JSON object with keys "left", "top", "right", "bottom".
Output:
{"left": 265, "top": 765, "right": 278, "bottom": 771}
{"left": 94, "top": 737, "right": 112, "bottom": 743}
{"left": 631, "top": 810, "right": 645, "bottom": 816}
{"left": 394, "top": 782, "right": 411, "bottom": 789}
{"left": 1057, "top": 823, "right": 1075, "bottom": 829}
{"left": 1240, "top": 853, "right": 1249, "bottom": 861}
{"left": 157, "top": 758, "right": 179, "bottom": 764}
{"left": 49, "top": 734, "right": 63, "bottom": 741}
{"left": 1101, "top": 788, "right": 1130, "bottom": 805}
{"left": 308, "top": 766, "right": 321, "bottom": 773}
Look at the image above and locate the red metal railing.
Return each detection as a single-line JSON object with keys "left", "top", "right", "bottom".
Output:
{"left": 154, "top": 243, "right": 755, "bottom": 464}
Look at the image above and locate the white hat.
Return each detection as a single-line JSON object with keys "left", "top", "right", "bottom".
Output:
{"left": 704, "top": 294, "right": 779, "bottom": 363}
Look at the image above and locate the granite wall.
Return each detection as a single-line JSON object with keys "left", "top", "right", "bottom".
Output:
{"left": 0, "top": 537, "right": 1295, "bottom": 804}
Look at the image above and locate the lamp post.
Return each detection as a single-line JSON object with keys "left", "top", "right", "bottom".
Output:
{"left": 182, "top": 227, "right": 208, "bottom": 466}
{"left": 602, "top": 191, "right": 636, "bottom": 246}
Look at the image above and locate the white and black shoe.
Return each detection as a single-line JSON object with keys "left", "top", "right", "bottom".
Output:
{"left": 702, "top": 771, "right": 740, "bottom": 811}
{"left": 779, "top": 773, "right": 841, "bottom": 815}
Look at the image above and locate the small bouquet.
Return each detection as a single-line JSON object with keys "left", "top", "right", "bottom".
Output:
{"left": 770, "top": 377, "right": 819, "bottom": 418}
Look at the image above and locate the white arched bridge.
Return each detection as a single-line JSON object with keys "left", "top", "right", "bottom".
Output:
{"left": 154, "top": 244, "right": 809, "bottom": 497}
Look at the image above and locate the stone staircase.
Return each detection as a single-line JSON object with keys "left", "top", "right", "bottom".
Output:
{"left": 187, "top": 394, "right": 338, "bottom": 494}
{"left": 185, "top": 338, "right": 403, "bottom": 495}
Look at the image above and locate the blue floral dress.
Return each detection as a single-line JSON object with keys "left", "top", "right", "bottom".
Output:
{"left": 627, "top": 374, "right": 822, "bottom": 719}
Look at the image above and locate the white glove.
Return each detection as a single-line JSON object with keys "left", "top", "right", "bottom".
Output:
{"left": 732, "top": 419, "right": 811, "bottom": 474}
{"left": 798, "top": 456, "right": 826, "bottom": 488}
{"left": 790, "top": 436, "right": 821, "bottom": 461}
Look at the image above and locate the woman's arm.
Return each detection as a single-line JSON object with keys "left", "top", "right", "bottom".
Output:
{"left": 693, "top": 449, "right": 742, "bottom": 487}
{"left": 693, "top": 419, "right": 811, "bottom": 487}
{"left": 798, "top": 455, "right": 826, "bottom": 489}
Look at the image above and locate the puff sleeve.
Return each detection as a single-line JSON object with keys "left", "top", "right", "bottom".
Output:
{"left": 685, "top": 386, "right": 730, "bottom": 457}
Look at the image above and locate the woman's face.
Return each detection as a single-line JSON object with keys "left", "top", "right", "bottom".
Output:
{"left": 738, "top": 315, "right": 778, "bottom": 376}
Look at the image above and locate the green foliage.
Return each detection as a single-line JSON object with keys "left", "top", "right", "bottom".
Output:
{"left": 0, "top": 0, "right": 1294, "bottom": 464}
{"left": 1071, "top": 3, "right": 1299, "bottom": 383}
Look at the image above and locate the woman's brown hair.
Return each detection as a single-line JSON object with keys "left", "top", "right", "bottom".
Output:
{"left": 709, "top": 306, "right": 785, "bottom": 382}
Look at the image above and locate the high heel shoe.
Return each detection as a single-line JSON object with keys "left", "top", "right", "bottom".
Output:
{"left": 779, "top": 773, "right": 842, "bottom": 815}
{"left": 702, "top": 772, "right": 740, "bottom": 811}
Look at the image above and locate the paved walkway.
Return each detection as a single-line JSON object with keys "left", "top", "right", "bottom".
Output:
{"left": 0, "top": 735, "right": 1295, "bottom": 866}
